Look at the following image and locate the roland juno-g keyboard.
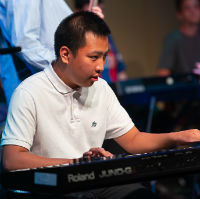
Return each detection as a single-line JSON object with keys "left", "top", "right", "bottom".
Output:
{"left": 1, "top": 146, "right": 200, "bottom": 194}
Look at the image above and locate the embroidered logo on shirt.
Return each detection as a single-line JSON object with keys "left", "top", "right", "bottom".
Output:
{"left": 91, "top": 121, "right": 97, "bottom": 127}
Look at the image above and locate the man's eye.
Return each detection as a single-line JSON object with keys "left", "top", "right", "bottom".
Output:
{"left": 90, "top": 56, "right": 98, "bottom": 61}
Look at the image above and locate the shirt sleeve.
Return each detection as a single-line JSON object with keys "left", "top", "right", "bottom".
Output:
{"left": 157, "top": 33, "right": 177, "bottom": 70}
{"left": 104, "top": 83, "right": 134, "bottom": 139}
{"left": 1, "top": 87, "right": 36, "bottom": 150}
{"left": 6, "top": 0, "right": 72, "bottom": 72}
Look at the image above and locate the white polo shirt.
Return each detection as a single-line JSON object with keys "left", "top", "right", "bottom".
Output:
{"left": 1, "top": 65, "right": 134, "bottom": 159}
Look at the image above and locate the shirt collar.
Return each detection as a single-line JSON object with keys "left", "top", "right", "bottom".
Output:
{"left": 44, "top": 64, "right": 82, "bottom": 95}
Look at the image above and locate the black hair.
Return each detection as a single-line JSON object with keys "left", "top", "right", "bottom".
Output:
{"left": 74, "top": 0, "right": 103, "bottom": 10}
{"left": 54, "top": 11, "right": 110, "bottom": 59}
{"left": 175, "top": 0, "right": 200, "bottom": 12}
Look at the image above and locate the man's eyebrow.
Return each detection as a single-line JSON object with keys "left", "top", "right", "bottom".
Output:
{"left": 91, "top": 49, "right": 110, "bottom": 55}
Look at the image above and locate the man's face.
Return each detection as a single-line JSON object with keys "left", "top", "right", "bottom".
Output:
{"left": 178, "top": 0, "right": 200, "bottom": 24}
{"left": 64, "top": 32, "right": 109, "bottom": 89}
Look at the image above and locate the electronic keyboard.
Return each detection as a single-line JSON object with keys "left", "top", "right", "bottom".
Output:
{"left": 110, "top": 73, "right": 200, "bottom": 104}
{"left": 2, "top": 146, "right": 200, "bottom": 194}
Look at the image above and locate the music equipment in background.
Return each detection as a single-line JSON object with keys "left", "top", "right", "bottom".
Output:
{"left": 110, "top": 73, "right": 200, "bottom": 132}
{"left": 0, "top": 46, "right": 32, "bottom": 81}
{"left": 0, "top": 47, "right": 21, "bottom": 55}
{"left": 2, "top": 146, "right": 200, "bottom": 195}
{"left": 111, "top": 73, "right": 200, "bottom": 104}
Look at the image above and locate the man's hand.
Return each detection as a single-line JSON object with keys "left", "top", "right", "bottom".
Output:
{"left": 172, "top": 129, "right": 200, "bottom": 145}
{"left": 157, "top": 68, "right": 171, "bottom": 76}
{"left": 115, "top": 126, "right": 200, "bottom": 154}
{"left": 83, "top": 147, "right": 113, "bottom": 159}
{"left": 90, "top": 6, "right": 104, "bottom": 19}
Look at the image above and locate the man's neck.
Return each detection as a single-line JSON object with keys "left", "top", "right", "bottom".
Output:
{"left": 52, "top": 59, "right": 69, "bottom": 85}
{"left": 179, "top": 23, "right": 199, "bottom": 37}
{"left": 52, "top": 59, "right": 64, "bottom": 77}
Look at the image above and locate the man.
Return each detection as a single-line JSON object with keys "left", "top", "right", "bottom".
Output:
{"left": 74, "top": 0, "right": 128, "bottom": 83}
{"left": 157, "top": 0, "right": 200, "bottom": 76}
{"left": 1, "top": 11, "right": 200, "bottom": 199}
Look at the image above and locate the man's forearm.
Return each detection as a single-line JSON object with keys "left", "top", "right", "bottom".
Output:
{"left": 126, "top": 132, "right": 176, "bottom": 154}
{"left": 3, "top": 146, "right": 73, "bottom": 171}
{"left": 115, "top": 127, "right": 200, "bottom": 155}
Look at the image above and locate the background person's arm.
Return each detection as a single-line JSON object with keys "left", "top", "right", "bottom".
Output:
{"left": 157, "top": 68, "right": 171, "bottom": 76}
{"left": 157, "top": 32, "right": 177, "bottom": 76}
{"left": 6, "top": 0, "right": 72, "bottom": 72}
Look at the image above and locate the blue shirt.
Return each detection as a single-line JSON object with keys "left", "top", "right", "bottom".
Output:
{"left": 0, "top": 0, "right": 72, "bottom": 104}
{"left": 101, "top": 35, "right": 126, "bottom": 83}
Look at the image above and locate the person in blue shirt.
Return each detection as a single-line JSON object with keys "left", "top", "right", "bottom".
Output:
{"left": 74, "top": 0, "right": 128, "bottom": 84}
{"left": 0, "top": 0, "right": 103, "bottom": 105}
{"left": 0, "top": 0, "right": 73, "bottom": 105}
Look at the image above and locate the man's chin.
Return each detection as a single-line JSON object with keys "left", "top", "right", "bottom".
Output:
{"left": 85, "top": 80, "right": 96, "bottom": 88}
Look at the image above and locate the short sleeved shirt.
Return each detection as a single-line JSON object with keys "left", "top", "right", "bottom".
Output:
{"left": 1, "top": 65, "right": 134, "bottom": 159}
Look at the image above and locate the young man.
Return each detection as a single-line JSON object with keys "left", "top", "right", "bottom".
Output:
{"left": 1, "top": 11, "right": 200, "bottom": 198}
{"left": 157, "top": 0, "right": 200, "bottom": 76}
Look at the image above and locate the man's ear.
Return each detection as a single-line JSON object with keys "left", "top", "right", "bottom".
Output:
{"left": 60, "top": 46, "right": 71, "bottom": 64}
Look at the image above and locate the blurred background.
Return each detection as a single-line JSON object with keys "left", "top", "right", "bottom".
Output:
{"left": 67, "top": 0, "right": 178, "bottom": 78}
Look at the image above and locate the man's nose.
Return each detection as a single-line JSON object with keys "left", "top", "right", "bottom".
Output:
{"left": 96, "top": 65, "right": 104, "bottom": 73}
{"left": 96, "top": 59, "right": 105, "bottom": 73}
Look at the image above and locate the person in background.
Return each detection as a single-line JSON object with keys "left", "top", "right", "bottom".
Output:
{"left": 0, "top": 0, "right": 103, "bottom": 105}
{"left": 74, "top": 0, "right": 128, "bottom": 83}
{"left": 157, "top": 0, "right": 200, "bottom": 76}
{"left": 156, "top": 1, "right": 200, "bottom": 196}
{"left": 155, "top": 0, "right": 200, "bottom": 132}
